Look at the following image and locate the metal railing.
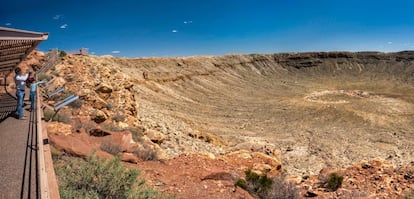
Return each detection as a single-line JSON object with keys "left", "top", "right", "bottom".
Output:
{"left": 36, "top": 49, "right": 61, "bottom": 199}
{"left": 37, "top": 49, "right": 59, "bottom": 74}
{"left": 36, "top": 86, "right": 60, "bottom": 199}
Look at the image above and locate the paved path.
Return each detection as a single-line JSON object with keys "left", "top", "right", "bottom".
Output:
{"left": 0, "top": 89, "right": 38, "bottom": 199}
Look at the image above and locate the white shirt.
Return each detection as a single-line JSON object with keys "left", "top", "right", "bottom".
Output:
{"left": 15, "top": 73, "right": 29, "bottom": 90}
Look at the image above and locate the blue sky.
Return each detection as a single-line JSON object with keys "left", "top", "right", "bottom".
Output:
{"left": 2, "top": 0, "right": 414, "bottom": 57}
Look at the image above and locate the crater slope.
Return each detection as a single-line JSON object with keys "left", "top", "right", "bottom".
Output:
{"left": 61, "top": 51, "right": 414, "bottom": 176}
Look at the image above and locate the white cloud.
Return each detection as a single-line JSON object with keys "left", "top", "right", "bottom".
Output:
{"left": 387, "top": 41, "right": 393, "bottom": 45}
{"left": 172, "top": 29, "right": 178, "bottom": 33}
{"left": 53, "top": 15, "right": 62, "bottom": 20}
{"left": 111, "top": 50, "right": 120, "bottom": 54}
{"left": 5, "top": 23, "right": 11, "bottom": 26}
{"left": 60, "top": 24, "right": 68, "bottom": 29}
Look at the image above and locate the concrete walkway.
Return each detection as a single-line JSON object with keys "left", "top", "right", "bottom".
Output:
{"left": 0, "top": 89, "right": 38, "bottom": 199}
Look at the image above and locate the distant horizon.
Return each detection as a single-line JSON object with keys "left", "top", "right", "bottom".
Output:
{"left": 39, "top": 48, "right": 414, "bottom": 59}
{"left": 4, "top": 0, "right": 414, "bottom": 57}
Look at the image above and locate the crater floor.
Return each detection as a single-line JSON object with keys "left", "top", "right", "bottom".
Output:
{"left": 118, "top": 53, "right": 414, "bottom": 175}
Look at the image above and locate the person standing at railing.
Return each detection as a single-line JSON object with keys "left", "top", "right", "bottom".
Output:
{"left": 28, "top": 78, "right": 47, "bottom": 112}
{"left": 14, "top": 67, "right": 32, "bottom": 119}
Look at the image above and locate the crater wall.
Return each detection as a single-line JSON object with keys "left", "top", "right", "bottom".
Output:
{"left": 102, "top": 51, "right": 414, "bottom": 175}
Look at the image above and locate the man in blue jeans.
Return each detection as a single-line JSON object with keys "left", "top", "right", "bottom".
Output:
{"left": 14, "top": 67, "right": 32, "bottom": 119}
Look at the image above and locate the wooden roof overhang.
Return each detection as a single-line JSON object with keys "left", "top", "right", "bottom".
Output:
{"left": 0, "top": 27, "right": 48, "bottom": 73}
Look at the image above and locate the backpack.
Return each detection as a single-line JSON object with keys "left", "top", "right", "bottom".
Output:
{"left": 26, "top": 77, "right": 35, "bottom": 84}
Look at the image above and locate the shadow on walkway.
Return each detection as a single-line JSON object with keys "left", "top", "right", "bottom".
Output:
{"left": 0, "top": 88, "right": 39, "bottom": 199}
{"left": 0, "top": 91, "right": 17, "bottom": 122}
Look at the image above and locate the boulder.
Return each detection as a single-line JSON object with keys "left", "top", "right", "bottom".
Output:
{"left": 49, "top": 132, "right": 111, "bottom": 159}
{"left": 96, "top": 83, "right": 113, "bottom": 93}
{"left": 145, "top": 129, "right": 166, "bottom": 144}
{"left": 47, "top": 122, "right": 72, "bottom": 136}
{"left": 121, "top": 153, "right": 140, "bottom": 164}
{"left": 78, "top": 88, "right": 94, "bottom": 100}
{"left": 90, "top": 109, "right": 107, "bottom": 123}
{"left": 92, "top": 97, "right": 107, "bottom": 109}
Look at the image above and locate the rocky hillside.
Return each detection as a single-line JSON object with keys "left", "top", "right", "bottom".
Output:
{"left": 37, "top": 51, "right": 414, "bottom": 198}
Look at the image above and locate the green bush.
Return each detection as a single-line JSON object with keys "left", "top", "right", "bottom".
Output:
{"left": 235, "top": 179, "right": 247, "bottom": 189}
{"left": 59, "top": 50, "right": 67, "bottom": 57}
{"left": 43, "top": 109, "right": 71, "bottom": 124}
{"left": 326, "top": 173, "right": 343, "bottom": 191}
{"left": 55, "top": 154, "right": 161, "bottom": 199}
{"left": 245, "top": 169, "right": 272, "bottom": 196}
{"left": 236, "top": 170, "right": 298, "bottom": 199}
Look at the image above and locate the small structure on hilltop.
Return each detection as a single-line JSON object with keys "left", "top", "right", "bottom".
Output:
{"left": 79, "top": 48, "right": 88, "bottom": 55}
{"left": 69, "top": 48, "right": 88, "bottom": 55}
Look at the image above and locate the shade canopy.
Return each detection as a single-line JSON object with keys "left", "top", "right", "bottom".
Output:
{"left": 0, "top": 27, "right": 48, "bottom": 73}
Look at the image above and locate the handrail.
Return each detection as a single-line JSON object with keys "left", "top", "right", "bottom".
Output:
{"left": 35, "top": 50, "right": 61, "bottom": 199}
{"left": 37, "top": 83, "right": 60, "bottom": 199}
{"left": 54, "top": 94, "right": 78, "bottom": 111}
{"left": 46, "top": 87, "right": 64, "bottom": 98}
{"left": 37, "top": 49, "right": 59, "bottom": 74}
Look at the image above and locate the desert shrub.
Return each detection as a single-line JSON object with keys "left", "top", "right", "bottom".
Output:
{"left": 266, "top": 174, "right": 298, "bottom": 199}
{"left": 49, "top": 90, "right": 74, "bottom": 102}
{"left": 89, "top": 67, "right": 98, "bottom": 76}
{"left": 112, "top": 112, "right": 126, "bottom": 122}
{"left": 111, "top": 68, "right": 118, "bottom": 74}
{"left": 326, "top": 173, "right": 343, "bottom": 191}
{"left": 235, "top": 170, "right": 298, "bottom": 199}
{"left": 235, "top": 179, "right": 247, "bottom": 189}
{"left": 133, "top": 145, "right": 158, "bottom": 161}
{"left": 247, "top": 169, "right": 273, "bottom": 197}
{"left": 128, "top": 127, "right": 145, "bottom": 142}
{"left": 102, "top": 124, "right": 125, "bottom": 132}
{"left": 406, "top": 188, "right": 414, "bottom": 199}
{"left": 59, "top": 50, "right": 67, "bottom": 57}
{"left": 80, "top": 120, "right": 96, "bottom": 134}
{"left": 67, "top": 99, "right": 83, "bottom": 109}
{"left": 37, "top": 73, "right": 52, "bottom": 81}
{"left": 43, "top": 109, "right": 71, "bottom": 124}
{"left": 50, "top": 145, "right": 64, "bottom": 162}
{"left": 105, "top": 103, "right": 113, "bottom": 110}
{"left": 100, "top": 140, "right": 123, "bottom": 155}
{"left": 55, "top": 154, "right": 163, "bottom": 199}
{"left": 51, "top": 70, "right": 60, "bottom": 77}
